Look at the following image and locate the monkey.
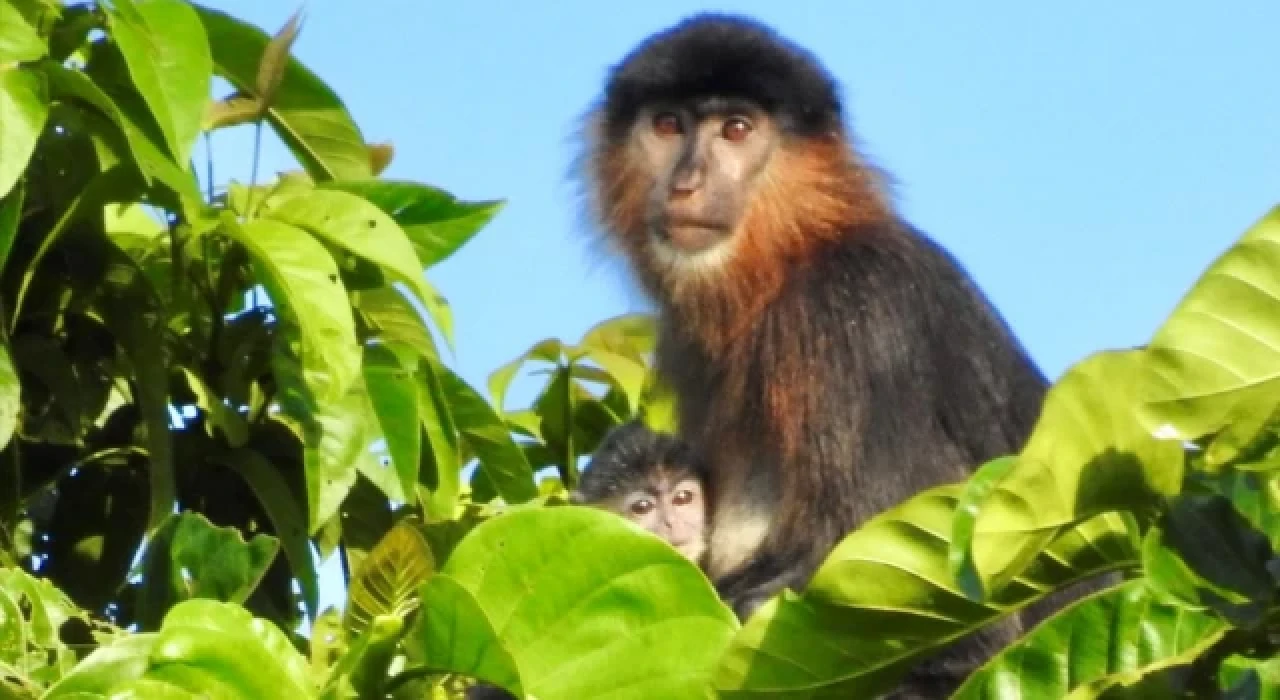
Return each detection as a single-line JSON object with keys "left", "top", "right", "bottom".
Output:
{"left": 572, "top": 420, "right": 710, "bottom": 564}
{"left": 575, "top": 13, "right": 1104, "bottom": 695}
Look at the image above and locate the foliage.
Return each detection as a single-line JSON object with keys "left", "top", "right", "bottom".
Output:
{"left": 1, "top": 0, "right": 1279, "bottom": 698}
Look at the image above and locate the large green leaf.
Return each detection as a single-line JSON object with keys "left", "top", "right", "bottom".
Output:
{"left": 362, "top": 344, "right": 420, "bottom": 506}
{"left": 0, "top": 67, "right": 49, "bottom": 199}
{"left": 221, "top": 214, "right": 360, "bottom": 425}
{"left": 439, "top": 363, "right": 537, "bottom": 505}
{"left": 319, "top": 180, "right": 504, "bottom": 267}
{"left": 211, "top": 447, "right": 319, "bottom": 621}
{"left": 1142, "top": 206, "right": 1280, "bottom": 444}
{"left": 956, "top": 350, "right": 1184, "bottom": 594}
{"left": 0, "top": 1, "right": 46, "bottom": 64}
{"left": 263, "top": 188, "right": 453, "bottom": 350}
{"left": 103, "top": 0, "right": 211, "bottom": 167}
{"left": 952, "top": 580, "right": 1227, "bottom": 698}
{"left": 714, "top": 484, "right": 1134, "bottom": 697}
{"left": 193, "top": 4, "right": 371, "bottom": 181}
{"left": 44, "top": 599, "right": 313, "bottom": 698}
{"left": 416, "top": 507, "right": 737, "bottom": 699}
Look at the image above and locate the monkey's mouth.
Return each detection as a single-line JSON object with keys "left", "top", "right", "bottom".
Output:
{"left": 660, "top": 219, "right": 730, "bottom": 253}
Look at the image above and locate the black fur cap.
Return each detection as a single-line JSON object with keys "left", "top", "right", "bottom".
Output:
{"left": 602, "top": 13, "right": 844, "bottom": 138}
{"left": 574, "top": 420, "right": 705, "bottom": 502}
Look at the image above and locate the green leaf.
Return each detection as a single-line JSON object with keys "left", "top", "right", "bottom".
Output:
{"left": 304, "top": 382, "right": 371, "bottom": 533}
{"left": 1204, "top": 469, "right": 1280, "bottom": 549}
{"left": 147, "top": 599, "right": 313, "bottom": 698}
{"left": 362, "top": 344, "right": 420, "bottom": 507}
{"left": 439, "top": 363, "right": 537, "bottom": 505}
{"left": 1220, "top": 655, "right": 1280, "bottom": 699}
{"left": 0, "top": 341, "right": 16, "bottom": 454}
{"left": 321, "top": 614, "right": 402, "bottom": 700}
{"left": 487, "top": 338, "right": 563, "bottom": 415}
{"left": 0, "top": 1, "right": 47, "bottom": 63}
{"left": 0, "top": 181, "right": 20, "bottom": 280}
{"left": 578, "top": 312, "right": 657, "bottom": 364}
{"left": 343, "top": 519, "right": 433, "bottom": 638}
{"left": 355, "top": 285, "right": 439, "bottom": 361}
{"left": 417, "top": 353, "right": 461, "bottom": 521}
{"left": 263, "top": 188, "right": 453, "bottom": 350}
{"left": 573, "top": 346, "right": 648, "bottom": 416}
{"left": 210, "top": 447, "right": 319, "bottom": 622}
{"left": 42, "top": 633, "right": 159, "bottom": 698}
{"left": 193, "top": 5, "right": 371, "bottom": 181}
{"left": 0, "top": 67, "right": 49, "bottom": 199}
{"left": 137, "top": 512, "right": 280, "bottom": 627}
{"left": 417, "top": 507, "right": 737, "bottom": 699}
{"left": 1142, "top": 205, "right": 1280, "bottom": 443}
{"left": 221, "top": 214, "right": 360, "bottom": 425}
{"left": 39, "top": 60, "right": 198, "bottom": 201}
{"left": 1145, "top": 492, "right": 1275, "bottom": 626}
{"left": 319, "top": 180, "right": 504, "bottom": 267}
{"left": 952, "top": 580, "right": 1228, "bottom": 699}
{"left": 103, "top": 0, "right": 211, "bottom": 167}
{"left": 959, "top": 350, "right": 1185, "bottom": 594}
{"left": 715, "top": 484, "right": 1135, "bottom": 697}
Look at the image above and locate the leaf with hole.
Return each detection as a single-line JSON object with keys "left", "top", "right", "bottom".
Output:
{"left": 263, "top": 188, "right": 453, "bottom": 350}
{"left": 321, "top": 180, "right": 504, "bottom": 268}
{"left": 221, "top": 214, "right": 360, "bottom": 425}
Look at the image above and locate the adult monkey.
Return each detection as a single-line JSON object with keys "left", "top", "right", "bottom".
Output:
{"left": 577, "top": 13, "right": 1066, "bottom": 694}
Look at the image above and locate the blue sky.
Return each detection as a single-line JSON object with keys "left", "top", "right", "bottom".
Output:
{"left": 197, "top": 1, "right": 1280, "bottom": 612}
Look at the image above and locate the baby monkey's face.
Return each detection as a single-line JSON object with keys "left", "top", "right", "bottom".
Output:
{"left": 616, "top": 465, "right": 707, "bottom": 564}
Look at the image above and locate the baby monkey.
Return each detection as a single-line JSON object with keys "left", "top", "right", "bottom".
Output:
{"left": 572, "top": 420, "right": 710, "bottom": 564}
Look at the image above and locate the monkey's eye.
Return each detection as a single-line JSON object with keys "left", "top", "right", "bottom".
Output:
{"left": 652, "top": 112, "right": 683, "bottom": 136}
{"left": 629, "top": 499, "right": 655, "bottom": 515}
{"left": 672, "top": 489, "right": 695, "bottom": 506}
{"left": 721, "top": 116, "right": 753, "bottom": 142}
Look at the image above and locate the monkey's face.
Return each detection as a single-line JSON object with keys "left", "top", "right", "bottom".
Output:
{"left": 628, "top": 100, "right": 779, "bottom": 259}
{"left": 617, "top": 469, "right": 707, "bottom": 563}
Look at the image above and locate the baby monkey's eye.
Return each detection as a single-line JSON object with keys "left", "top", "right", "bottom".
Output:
{"left": 629, "top": 499, "right": 656, "bottom": 515}
{"left": 652, "top": 112, "right": 683, "bottom": 136}
{"left": 721, "top": 116, "right": 753, "bottom": 142}
{"left": 672, "top": 489, "right": 695, "bottom": 506}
